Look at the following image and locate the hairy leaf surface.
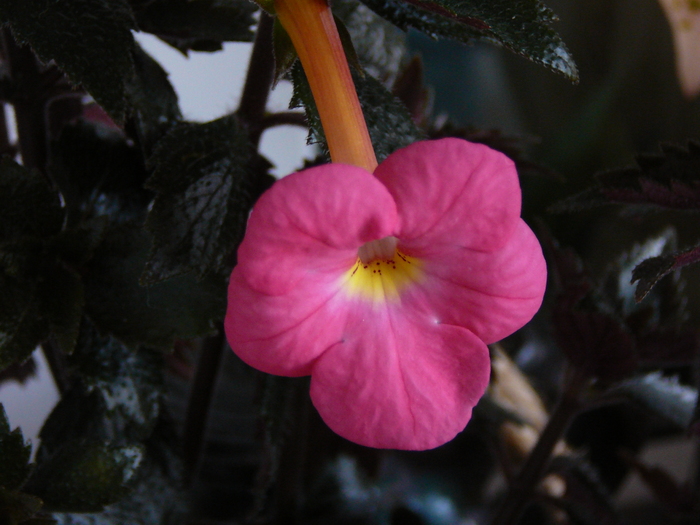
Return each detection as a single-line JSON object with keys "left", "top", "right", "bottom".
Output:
{"left": 358, "top": 0, "right": 577, "bottom": 80}
{"left": 0, "top": 0, "right": 137, "bottom": 122}
{"left": 143, "top": 116, "right": 268, "bottom": 283}
{"left": 131, "top": 0, "right": 256, "bottom": 53}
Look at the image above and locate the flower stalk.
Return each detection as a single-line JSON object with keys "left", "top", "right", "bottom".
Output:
{"left": 274, "top": 0, "right": 378, "bottom": 172}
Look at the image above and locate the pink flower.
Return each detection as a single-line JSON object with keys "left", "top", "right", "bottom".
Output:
{"left": 225, "top": 138, "right": 547, "bottom": 450}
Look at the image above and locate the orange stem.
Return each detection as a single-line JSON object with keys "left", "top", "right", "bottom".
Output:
{"left": 275, "top": 0, "right": 378, "bottom": 173}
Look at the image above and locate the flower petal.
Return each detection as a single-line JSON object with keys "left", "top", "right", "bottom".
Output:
{"left": 237, "top": 163, "right": 398, "bottom": 295}
{"left": 403, "top": 220, "right": 547, "bottom": 345}
{"left": 374, "top": 138, "right": 521, "bottom": 252}
{"left": 226, "top": 268, "right": 349, "bottom": 376}
{"left": 309, "top": 303, "right": 490, "bottom": 450}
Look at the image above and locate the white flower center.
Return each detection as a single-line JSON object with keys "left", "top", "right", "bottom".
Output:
{"left": 358, "top": 236, "right": 398, "bottom": 264}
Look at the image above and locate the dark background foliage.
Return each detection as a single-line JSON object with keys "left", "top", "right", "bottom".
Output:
{"left": 0, "top": 0, "right": 698, "bottom": 524}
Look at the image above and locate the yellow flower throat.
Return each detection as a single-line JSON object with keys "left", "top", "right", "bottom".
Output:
{"left": 343, "top": 237, "right": 423, "bottom": 302}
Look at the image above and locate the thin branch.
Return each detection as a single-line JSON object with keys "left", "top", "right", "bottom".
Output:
{"left": 41, "top": 340, "right": 70, "bottom": 395}
{"left": 490, "top": 367, "right": 586, "bottom": 525}
{"left": 236, "top": 13, "right": 275, "bottom": 147}
{"left": 182, "top": 327, "right": 225, "bottom": 485}
{"left": 1, "top": 29, "right": 49, "bottom": 175}
{"left": 260, "top": 111, "right": 308, "bottom": 131}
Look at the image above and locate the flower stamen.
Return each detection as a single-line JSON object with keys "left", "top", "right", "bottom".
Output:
{"left": 345, "top": 237, "right": 423, "bottom": 302}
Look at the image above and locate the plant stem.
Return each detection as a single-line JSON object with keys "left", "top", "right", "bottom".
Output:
{"left": 261, "top": 111, "right": 308, "bottom": 130}
{"left": 182, "top": 328, "right": 225, "bottom": 484}
{"left": 42, "top": 340, "right": 70, "bottom": 395}
{"left": 490, "top": 368, "right": 585, "bottom": 525}
{"left": 237, "top": 12, "right": 275, "bottom": 147}
{"left": 1, "top": 31, "right": 74, "bottom": 394}
{"left": 275, "top": 0, "right": 377, "bottom": 172}
{"left": 1, "top": 29, "right": 49, "bottom": 175}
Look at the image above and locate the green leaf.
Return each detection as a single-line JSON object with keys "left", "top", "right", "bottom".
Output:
{"left": 132, "top": 0, "right": 257, "bottom": 53}
{"left": 142, "top": 115, "right": 267, "bottom": 283}
{"left": 359, "top": 0, "right": 577, "bottom": 80}
{"left": 83, "top": 224, "right": 226, "bottom": 348}
{"left": 125, "top": 44, "right": 182, "bottom": 155}
{"left": 291, "top": 63, "right": 423, "bottom": 162}
{"left": 49, "top": 121, "right": 151, "bottom": 227}
{"left": 26, "top": 439, "right": 142, "bottom": 513}
{"left": 0, "top": 0, "right": 137, "bottom": 122}
{"left": 609, "top": 372, "right": 698, "bottom": 428}
{"left": 0, "top": 159, "right": 63, "bottom": 243}
{"left": 0, "top": 405, "right": 32, "bottom": 490}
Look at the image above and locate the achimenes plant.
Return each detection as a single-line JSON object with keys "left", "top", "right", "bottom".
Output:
{"left": 225, "top": 0, "right": 547, "bottom": 450}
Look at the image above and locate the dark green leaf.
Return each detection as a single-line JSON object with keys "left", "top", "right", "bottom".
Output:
{"left": 125, "top": 44, "right": 182, "bottom": 155}
{"left": 0, "top": 159, "right": 63, "bottom": 243}
{"left": 272, "top": 18, "right": 297, "bottom": 84}
{"left": 0, "top": 0, "right": 137, "bottom": 122}
{"left": 39, "top": 266, "right": 84, "bottom": 355}
{"left": 33, "top": 322, "right": 163, "bottom": 456}
{"left": 291, "top": 63, "right": 423, "bottom": 163}
{"left": 51, "top": 416, "right": 187, "bottom": 525}
{"left": 1, "top": 244, "right": 86, "bottom": 364}
{"left": 83, "top": 224, "right": 226, "bottom": 348}
{"left": 0, "top": 407, "right": 44, "bottom": 523}
{"left": 551, "top": 142, "right": 700, "bottom": 212}
{"left": 26, "top": 439, "right": 142, "bottom": 512}
{"left": 0, "top": 405, "right": 32, "bottom": 490}
{"left": 143, "top": 115, "right": 264, "bottom": 283}
{"left": 30, "top": 387, "right": 104, "bottom": 460}
{"left": 355, "top": 66, "right": 424, "bottom": 161}
{"left": 0, "top": 488, "right": 44, "bottom": 525}
{"left": 358, "top": 0, "right": 577, "bottom": 80}
{"left": 70, "top": 320, "right": 163, "bottom": 442}
{"left": 49, "top": 121, "right": 150, "bottom": 227}
{"left": 609, "top": 373, "right": 697, "bottom": 429}
{"left": 131, "top": 0, "right": 256, "bottom": 53}
{"left": 0, "top": 359, "right": 37, "bottom": 386}
{"left": 0, "top": 270, "right": 49, "bottom": 372}
{"left": 52, "top": 219, "right": 109, "bottom": 269}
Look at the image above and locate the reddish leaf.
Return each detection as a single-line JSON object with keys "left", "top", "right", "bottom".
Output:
{"left": 632, "top": 244, "right": 700, "bottom": 302}
{"left": 552, "top": 142, "right": 700, "bottom": 212}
